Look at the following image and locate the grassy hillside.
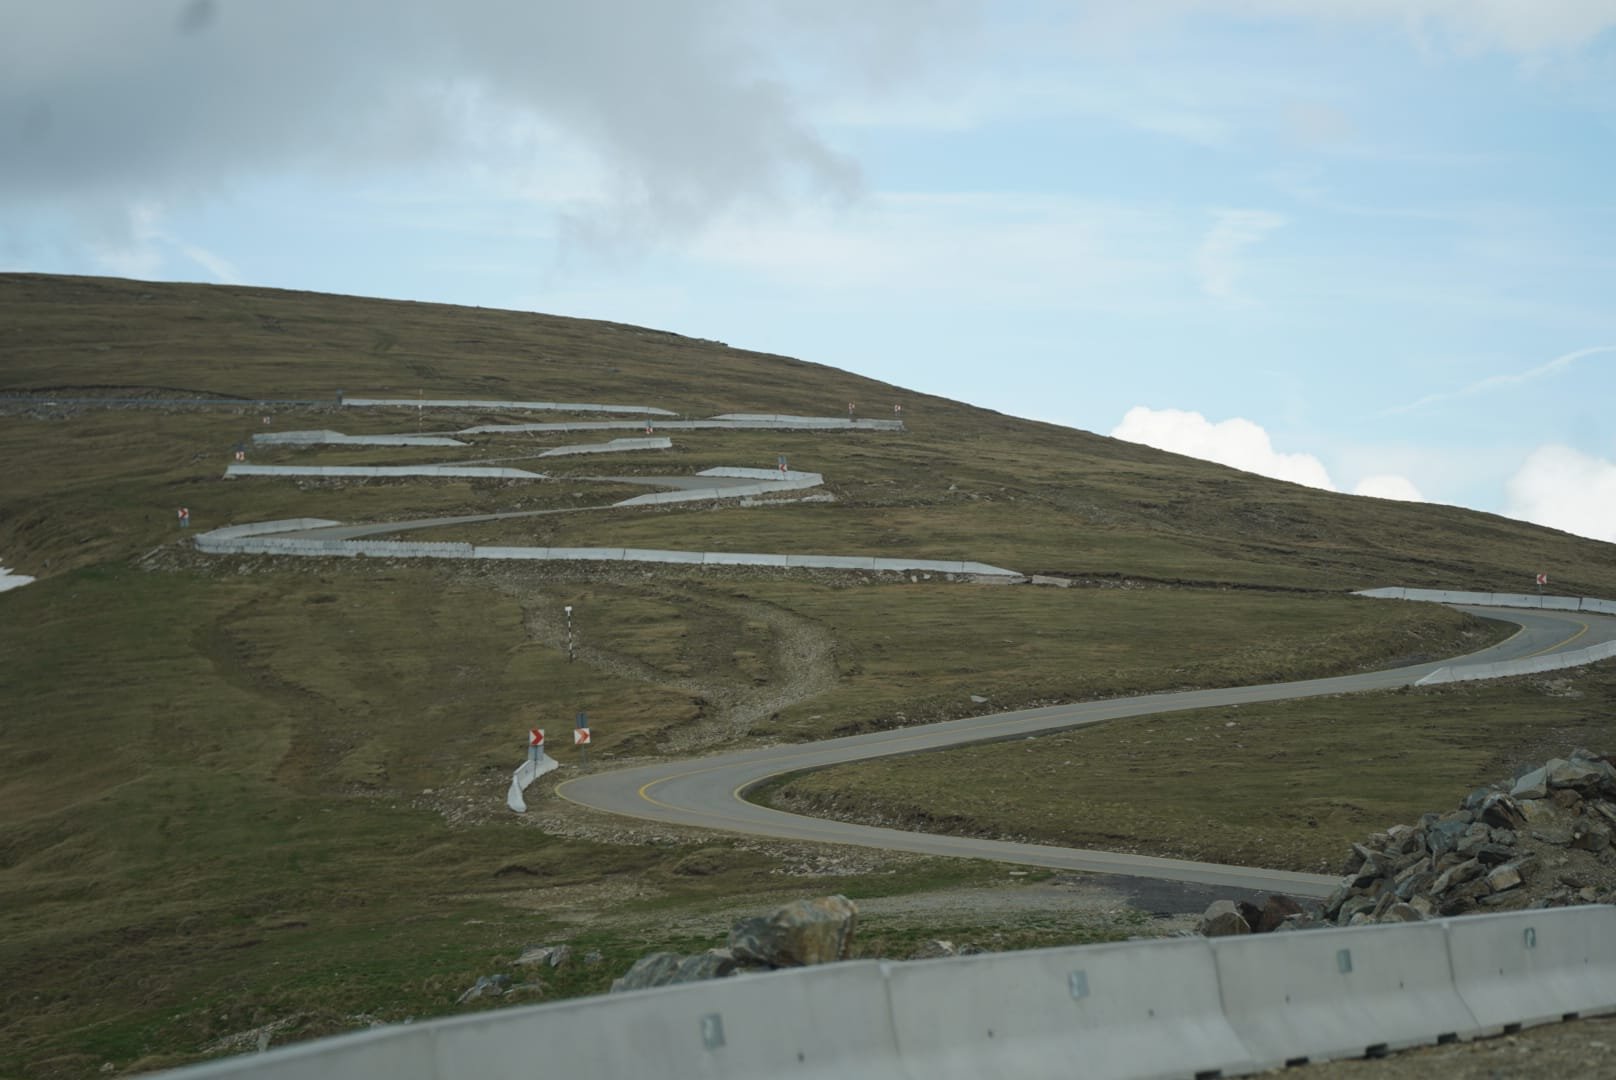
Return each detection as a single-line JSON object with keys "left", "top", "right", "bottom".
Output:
{"left": 2, "top": 272, "right": 1614, "bottom": 1076}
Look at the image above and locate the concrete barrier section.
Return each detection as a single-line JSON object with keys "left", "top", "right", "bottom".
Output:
{"left": 253, "top": 430, "right": 468, "bottom": 447}
{"left": 342, "top": 398, "right": 675, "bottom": 416}
{"left": 226, "top": 464, "right": 544, "bottom": 480}
{"left": 1446, "top": 906, "right": 1616, "bottom": 1032}
{"left": 500, "top": 962, "right": 899, "bottom": 1080}
{"left": 472, "top": 546, "right": 552, "bottom": 560}
{"left": 885, "top": 938, "right": 1252, "bottom": 1080}
{"left": 1419, "top": 639, "right": 1616, "bottom": 685}
{"left": 539, "top": 437, "right": 671, "bottom": 457}
{"left": 623, "top": 548, "right": 705, "bottom": 565}
{"left": 200, "top": 518, "right": 343, "bottom": 541}
{"left": 546, "top": 547, "right": 628, "bottom": 561}
{"left": 789, "top": 554, "right": 878, "bottom": 570}
{"left": 1213, "top": 922, "right": 1481, "bottom": 1068}
{"left": 699, "top": 551, "right": 780, "bottom": 566}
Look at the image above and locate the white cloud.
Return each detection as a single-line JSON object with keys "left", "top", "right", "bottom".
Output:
{"left": 1111, "top": 406, "right": 1425, "bottom": 502}
{"left": 1194, "top": 209, "right": 1286, "bottom": 303}
{"left": 1352, "top": 475, "right": 1425, "bottom": 502}
{"left": 1505, "top": 445, "right": 1616, "bottom": 543}
{"left": 1112, "top": 406, "right": 1337, "bottom": 489}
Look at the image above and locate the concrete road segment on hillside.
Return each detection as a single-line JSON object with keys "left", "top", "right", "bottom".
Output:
{"left": 559, "top": 605, "right": 1616, "bottom": 899}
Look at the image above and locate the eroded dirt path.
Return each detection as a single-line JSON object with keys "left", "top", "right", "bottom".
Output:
{"left": 494, "top": 576, "right": 839, "bottom": 752}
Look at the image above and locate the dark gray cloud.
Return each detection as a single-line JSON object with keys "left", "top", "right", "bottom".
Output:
{"left": 1, "top": 1, "right": 971, "bottom": 247}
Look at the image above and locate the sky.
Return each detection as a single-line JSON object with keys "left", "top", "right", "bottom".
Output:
{"left": 4, "top": 0, "right": 1615, "bottom": 545}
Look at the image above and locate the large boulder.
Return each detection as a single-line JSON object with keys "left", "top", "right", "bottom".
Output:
{"left": 1549, "top": 758, "right": 1610, "bottom": 791}
{"left": 728, "top": 895, "right": 859, "bottom": 968}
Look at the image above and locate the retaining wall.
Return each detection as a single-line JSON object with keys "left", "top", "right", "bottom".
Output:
{"left": 156, "top": 906, "right": 1616, "bottom": 1080}
{"left": 341, "top": 398, "right": 675, "bottom": 416}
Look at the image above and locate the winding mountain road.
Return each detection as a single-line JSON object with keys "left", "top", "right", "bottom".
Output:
{"left": 558, "top": 604, "right": 1616, "bottom": 899}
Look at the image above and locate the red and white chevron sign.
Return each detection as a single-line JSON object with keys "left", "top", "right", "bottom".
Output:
{"left": 1537, "top": 573, "right": 1549, "bottom": 586}
{"left": 529, "top": 728, "right": 544, "bottom": 747}
{"left": 574, "top": 727, "right": 591, "bottom": 745}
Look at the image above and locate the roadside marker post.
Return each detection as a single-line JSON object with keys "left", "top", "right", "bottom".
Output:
{"left": 1537, "top": 572, "right": 1549, "bottom": 594}
{"left": 564, "top": 604, "right": 575, "bottom": 662}
{"left": 177, "top": 507, "right": 190, "bottom": 529}
{"left": 575, "top": 712, "right": 591, "bottom": 769}
{"left": 528, "top": 728, "right": 546, "bottom": 766}
{"left": 848, "top": 401, "right": 855, "bottom": 419}
{"left": 777, "top": 454, "right": 788, "bottom": 474}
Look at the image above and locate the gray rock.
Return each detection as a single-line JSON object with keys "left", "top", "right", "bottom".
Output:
{"left": 1472, "top": 843, "right": 1517, "bottom": 866}
{"left": 1426, "top": 819, "right": 1471, "bottom": 857}
{"left": 1386, "top": 823, "right": 1422, "bottom": 854}
{"left": 457, "top": 974, "right": 512, "bottom": 1004}
{"left": 673, "top": 949, "right": 740, "bottom": 982}
{"left": 1381, "top": 903, "right": 1424, "bottom": 923}
{"left": 1431, "top": 858, "right": 1484, "bottom": 895}
{"left": 610, "top": 952, "right": 683, "bottom": 993}
{"left": 1548, "top": 758, "right": 1606, "bottom": 790}
{"left": 516, "top": 944, "right": 572, "bottom": 968}
{"left": 909, "top": 940, "right": 958, "bottom": 960}
{"left": 1479, "top": 793, "right": 1526, "bottom": 830}
{"left": 728, "top": 895, "right": 859, "bottom": 968}
{"left": 1198, "top": 899, "right": 1251, "bottom": 937}
{"left": 1486, "top": 863, "right": 1525, "bottom": 893}
{"left": 1511, "top": 767, "right": 1549, "bottom": 800}
{"left": 582, "top": 950, "right": 604, "bottom": 967}
{"left": 1337, "top": 895, "right": 1378, "bottom": 924}
{"left": 1519, "top": 798, "right": 1565, "bottom": 826}
{"left": 1570, "top": 821, "right": 1612, "bottom": 852}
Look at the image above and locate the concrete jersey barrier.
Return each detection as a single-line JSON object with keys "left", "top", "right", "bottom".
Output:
{"left": 1356, "top": 588, "right": 1616, "bottom": 684}
{"left": 252, "top": 430, "right": 469, "bottom": 447}
{"left": 155, "top": 906, "right": 1616, "bottom": 1080}
{"left": 192, "top": 525, "right": 1021, "bottom": 577}
{"left": 225, "top": 464, "right": 545, "bottom": 480}
{"left": 885, "top": 937, "right": 1250, "bottom": 1080}
{"left": 341, "top": 398, "right": 676, "bottom": 415}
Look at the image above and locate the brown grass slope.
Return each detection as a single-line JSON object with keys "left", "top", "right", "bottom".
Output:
{"left": 1, "top": 272, "right": 1614, "bottom": 1077}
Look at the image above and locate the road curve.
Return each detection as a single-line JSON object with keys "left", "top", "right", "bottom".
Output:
{"left": 558, "top": 604, "right": 1616, "bottom": 899}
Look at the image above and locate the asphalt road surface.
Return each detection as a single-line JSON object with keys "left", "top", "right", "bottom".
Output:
{"left": 558, "top": 604, "right": 1616, "bottom": 899}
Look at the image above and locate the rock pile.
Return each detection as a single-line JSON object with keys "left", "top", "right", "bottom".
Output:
{"left": 610, "top": 895, "right": 859, "bottom": 993}
{"left": 1197, "top": 749, "right": 1616, "bottom": 936}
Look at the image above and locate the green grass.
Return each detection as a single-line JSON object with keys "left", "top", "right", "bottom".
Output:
{"left": 4, "top": 272, "right": 1616, "bottom": 1075}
